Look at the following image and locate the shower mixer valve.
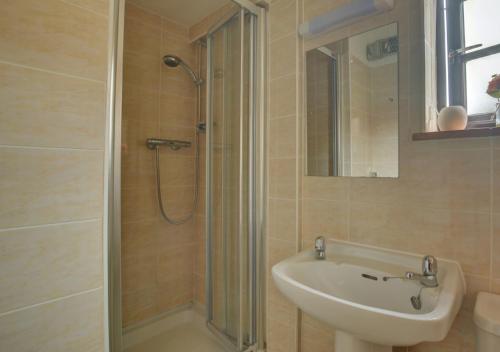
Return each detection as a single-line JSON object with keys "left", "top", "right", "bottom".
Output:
{"left": 146, "top": 138, "right": 191, "bottom": 151}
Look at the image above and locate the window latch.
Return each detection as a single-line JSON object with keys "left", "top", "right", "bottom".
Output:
{"left": 449, "top": 43, "right": 483, "bottom": 60}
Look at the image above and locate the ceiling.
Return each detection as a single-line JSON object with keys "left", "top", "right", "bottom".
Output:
{"left": 129, "top": 0, "right": 231, "bottom": 27}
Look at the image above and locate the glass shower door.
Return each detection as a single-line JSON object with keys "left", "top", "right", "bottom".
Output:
{"left": 205, "top": 7, "right": 257, "bottom": 352}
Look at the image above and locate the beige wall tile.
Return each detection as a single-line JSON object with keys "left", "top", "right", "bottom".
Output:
{"left": 121, "top": 149, "right": 155, "bottom": 190}
{"left": 270, "top": 34, "right": 297, "bottom": 79}
{"left": 0, "top": 220, "right": 102, "bottom": 314}
{"left": 122, "top": 84, "right": 160, "bottom": 122}
{"left": 157, "top": 246, "right": 194, "bottom": 286}
{"left": 300, "top": 313, "right": 334, "bottom": 352}
{"left": 0, "top": 147, "right": 103, "bottom": 228}
{"left": 270, "top": 116, "right": 297, "bottom": 159}
{"left": 0, "top": 0, "right": 108, "bottom": 349}
{"left": 122, "top": 186, "right": 157, "bottom": 223}
{"left": 159, "top": 156, "right": 196, "bottom": 186}
{"left": 269, "top": 158, "right": 297, "bottom": 199}
{"left": 493, "top": 148, "right": 500, "bottom": 213}
{"left": 493, "top": 213, "right": 500, "bottom": 279}
{"left": 303, "top": 198, "right": 348, "bottom": 243}
{"left": 492, "top": 278, "right": 500, "bottom": 294}
{"left": 120, "top": 2, "right": 204, "bottom": 326}
{"left": 124, "top": 17, "right": 161, "bottom": 57}
{"left": 303, "top": 177, "right": 349, "bottom": 201}
{"left": 0, "top": 63, "right": 106, "bottom": 149}
{"left": 122, "top": 252, "right": 157, "bottom": 292}
{"left": 0, "top": 0, "right": 108, "bottom": 81}
{"left": 267, "top": 238, "right": 298, "bottom": 352}
{"left": 122, "top": 287, "right": 156, "bottom": 327}
{"left": 0, "top": 289, "right": 104, "bottom": 352}
{"left": 406, "top": 209, "right": 491, "bottom": 276}
{"left": 155, "top": 218, "right": 197, "bottom": 248}
{"left": 270, "top": 74, "right": 297, "bottom": 118}
{"left": 125, "top": 2, "right": 161, "bottom": 28}
{"left": 123, "top": 51, "right": 161, "bottom": 90}
{"left": 161, "top": 71, "right": 197, "bottom": 98}
{"left": 267, "top": 2, "right": 300, "bottom": 352}
{"left": 493, "top": 137, "right": 500, "bottom": 149}
{"left": 268, "top": 237, "right": 297, "bottom": 271}
{"left": 63, "top": 0, "right": 109, "bottom": 16}
{"left": 267, "top": 317, "right": 297, "bottom": 352}
{"left": 270, "top": 0, "right": 297, "bottom": 41}
{"left": 159, "top": 94, "right": 196, "bottom": 127}
{"left": 155, "top": 277, "right": 193, "bottom": 312}
{"left": 193, "top": 273, "right": 205, "bottom": 305}
{"left": 404, "top": 148, "right": 491, "bottom": 213}
{"left": 269, "top": 198, "right": 297, "bottom": 241}
{"left": 122, "top": 219, "right": 158, "bottom": 260}
{"left": 122, "top": 115, "right": 158, "bottom": 151}
{"left": 349, "top": 202, "right": 411, "bottom": 251}
{"left": 162, "top": 18, "right": 189, "bottom": 38}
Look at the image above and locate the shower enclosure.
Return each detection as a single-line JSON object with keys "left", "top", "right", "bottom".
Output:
{"left": 205, "top": 5, "right": 265, "bottom": 350}
{"left": 108, "top": 1, "right": 266, "bottom": 351}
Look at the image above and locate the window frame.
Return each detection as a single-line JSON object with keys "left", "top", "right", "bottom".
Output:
{"left": 436, "top": 0, "right": 500, "bottom": 126}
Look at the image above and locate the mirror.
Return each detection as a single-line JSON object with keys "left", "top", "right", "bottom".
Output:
{"left": 306, "top": 23, "right": 399, "bottom": 178}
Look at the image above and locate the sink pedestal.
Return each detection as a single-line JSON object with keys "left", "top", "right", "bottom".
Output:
{"left": 335, "top": 331, "right": 391, "bottom": 352}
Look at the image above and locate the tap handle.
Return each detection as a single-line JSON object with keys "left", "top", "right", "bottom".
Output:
{"left": 315, "top": 236, "right": 326, "bottom": 250}
{"left": 422, "top": 255, "right": 438, "bottom": 276}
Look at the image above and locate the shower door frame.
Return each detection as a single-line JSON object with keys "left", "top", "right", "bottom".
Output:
{"left": 106, "top": 1, "right": 267, "bottom": 351}
{"left": 205, "top": 2, "right": 267, "bottom": 352}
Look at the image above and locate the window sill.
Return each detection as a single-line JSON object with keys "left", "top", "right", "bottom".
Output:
{"left": 412, "top": 127, "right": 500, "bottom": 141}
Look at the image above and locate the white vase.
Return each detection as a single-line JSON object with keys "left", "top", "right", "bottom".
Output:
{"left": 438, "top": 106, "right": 468, "bottom": 131}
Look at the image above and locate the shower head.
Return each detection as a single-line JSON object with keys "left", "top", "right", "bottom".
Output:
{"left": 163, "top": 54, "right": 202, "bottom": 86}
{"left": 163, "top": 54, "right": 181, "bottom": 67}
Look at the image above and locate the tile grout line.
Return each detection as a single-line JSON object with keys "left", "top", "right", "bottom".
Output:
{"left": 270, "top": 113, "right": 297, "bottom": 121}
{"left": 126, "top": 1, "right": 190, "bottom": 31}
{"left": 0, "top": 59, "right": 106, "bottom": 85}
{"left": 0, "top": 286, "right": 103, "bottom": 318}
{"left": 0, "top": 217, "right": 102, "bottom": 233}
{"left": 269, "top": 31, "right": 297, "bottom": 46}
{"left": 0, "top": 144, "right": 104, "bottom": 152}
{"left": 269, "top": 70, "right": 296, "bottom": 83}
{"left": 58, "top": 0, "right": 108, "bottom": 18}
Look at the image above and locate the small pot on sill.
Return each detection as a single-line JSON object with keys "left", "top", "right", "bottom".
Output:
{"left": 438, "top": 106, "right": 468, "bottom": 131}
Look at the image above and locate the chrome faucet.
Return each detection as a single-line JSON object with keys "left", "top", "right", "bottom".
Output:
{"left": 314, "top": 236, "right": 326, "bottom": 260}
{"left": 383, "top": 255, "right": 439, "bottom": 288}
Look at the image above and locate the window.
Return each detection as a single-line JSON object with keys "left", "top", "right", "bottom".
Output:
{"left": 437, "top": 0, "right": 500, "bottom": 127}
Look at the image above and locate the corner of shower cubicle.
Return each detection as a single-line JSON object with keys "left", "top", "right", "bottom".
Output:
{"left": 204, "top": 2, "right": 268, "bottom": 351}
{"left": 106, "top": 1, "right": 268, "bottom": 351}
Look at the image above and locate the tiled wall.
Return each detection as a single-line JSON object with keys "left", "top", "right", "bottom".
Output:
{"left": 121, "top": 2, "right": 206, "bottom": 328}
{"left": 266, "top": 0, "right": 500, "bottom": 351}
{"left": 267, "top": 0, "right": 303, "bottom": 351}
{"left": 0, "top": 0, "right": 109, "bottom": 351}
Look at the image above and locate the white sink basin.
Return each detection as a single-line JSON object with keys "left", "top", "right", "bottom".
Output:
{"left": 272, "top": 240, "right": 466, "bottom": 351}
